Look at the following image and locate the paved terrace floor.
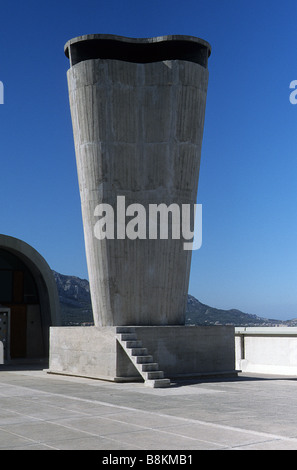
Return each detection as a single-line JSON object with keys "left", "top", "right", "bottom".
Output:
{"left": 0, "top": 364, "right": 296, "bottom": 450}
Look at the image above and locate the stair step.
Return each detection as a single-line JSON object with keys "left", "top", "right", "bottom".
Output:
{"left": 116, "top": 327, "right": 136, "bottom": 334}
{"left": 130, "top": 347, "right": 148, "bottom": 356}
{"left": 145, "top": 378, "right": 171, "bottom": 388}
{"left": 135, "top": 355, "right": 154, "bottom": 364}
{"left": 143, "top": 370, "right": 164, "bottom": 380}
{"left": 118, "top": 333, "right": 137, "bottom": 341}
{"left": 141, "top": 363, "right": 159, "bottom": 372}
{"left": 125, "top": 340, "right": 142, "bottom": 348}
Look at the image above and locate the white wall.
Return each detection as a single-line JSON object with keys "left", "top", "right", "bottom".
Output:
{"left": 235, "top": 328, "right": 297, "bottom": 375}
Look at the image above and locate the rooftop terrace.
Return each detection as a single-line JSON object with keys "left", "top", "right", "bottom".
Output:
{"left": 0, "top": 364, "right": 296, "bottom": 450}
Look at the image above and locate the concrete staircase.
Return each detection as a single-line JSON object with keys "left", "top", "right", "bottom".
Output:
{"left": 116, "top": 327, "right": 170, "bottom": 388}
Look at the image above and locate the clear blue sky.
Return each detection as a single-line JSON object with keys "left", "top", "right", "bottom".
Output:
{"left": 0, "top": 0, "right": 296, "bottom": 320}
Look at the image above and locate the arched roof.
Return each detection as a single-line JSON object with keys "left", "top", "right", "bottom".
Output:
{"left": 0, "top": 234, "right": 60, "bottom": 326}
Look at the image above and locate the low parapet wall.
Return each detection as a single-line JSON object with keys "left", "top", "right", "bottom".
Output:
{"left": 235, "top": 327, "right": 297, "bottom": 375}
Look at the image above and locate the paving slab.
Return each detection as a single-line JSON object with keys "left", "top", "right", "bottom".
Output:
{"left": 0, "top": 365, "right": 296, "bottom": 450}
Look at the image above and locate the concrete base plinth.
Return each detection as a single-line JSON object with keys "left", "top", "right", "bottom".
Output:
{"left": 49, "top": 325, "right": 236, "bottom": 382}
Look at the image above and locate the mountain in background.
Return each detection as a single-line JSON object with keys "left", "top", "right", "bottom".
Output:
{"left": 186, "top": 295, "right": 287, "bottom": 326}
{"left": 53, "top": 271, "right": 93, "bottom": 325}
{"left": 53, "top": 271, "right": 296, "bottom": 327}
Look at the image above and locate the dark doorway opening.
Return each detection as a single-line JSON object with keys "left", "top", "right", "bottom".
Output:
{"left": 0, "top": 249, "right": 44, "bottom": 360}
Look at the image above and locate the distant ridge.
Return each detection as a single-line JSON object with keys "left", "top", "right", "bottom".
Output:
{"left": 53, "top": 271, "right": 293, "bottom": 327}
{"left": 186, "top": 295, "right": 285, "bottom": 326}
{"left": 53, "top": 271, "right": 93, "bottom": 325}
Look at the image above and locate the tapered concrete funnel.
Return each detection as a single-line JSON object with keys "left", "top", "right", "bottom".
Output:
{"left": 65, "top": 34, "right": 211, "bottom": 326}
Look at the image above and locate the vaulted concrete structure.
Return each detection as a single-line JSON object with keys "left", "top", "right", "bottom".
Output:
{"left": 0, "top": 235, "right": 60, "bottom": 362}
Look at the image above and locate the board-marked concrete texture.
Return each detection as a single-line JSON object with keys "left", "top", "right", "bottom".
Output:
{"left": 65, "top": 34, "right": 210, "bottom": 327}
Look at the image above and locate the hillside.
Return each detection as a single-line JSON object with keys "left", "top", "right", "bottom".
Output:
{"left": 53, "top": 271, "right": 288, "bottom": 327}
{"left": 53, "top": 271, "right": 93, "bottom": 325}
{"left": 186, "top": 295, "right": 284, "bottom": 326}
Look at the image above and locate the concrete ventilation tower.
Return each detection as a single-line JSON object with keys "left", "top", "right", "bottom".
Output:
{"left": 49, "top": 35, "right": 236, "bottom": 386}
